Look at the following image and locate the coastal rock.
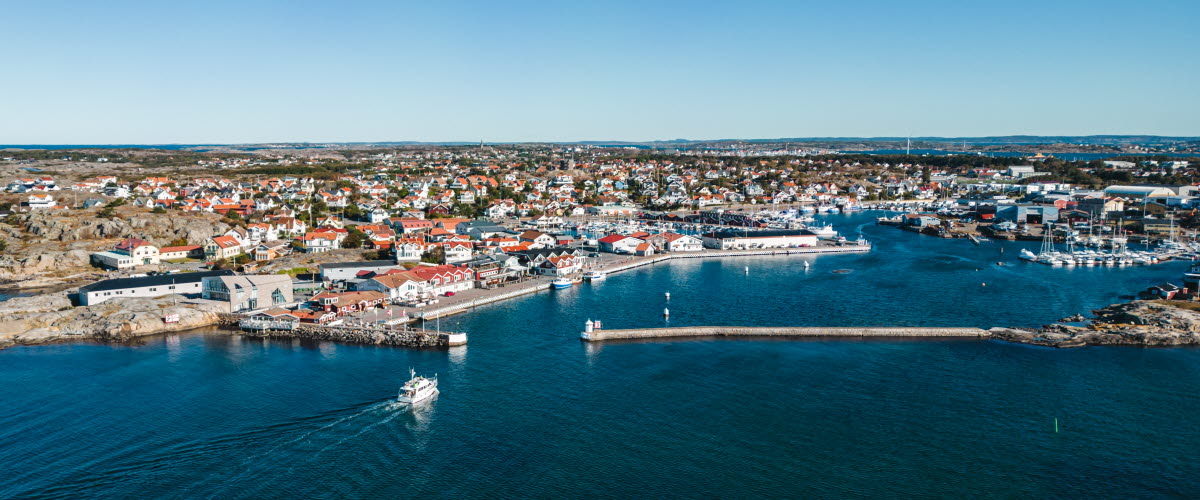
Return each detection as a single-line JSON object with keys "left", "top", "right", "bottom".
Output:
{"left": 0, "top": 250, "right": 92, "bottom": 281}
{"left": 0, "top": 290, "right": 73, "bottom": 316}
{"left": 11, "top": 210, "right": 230, "bottom": 245}
{"left": 996, "top": 300, "right": 1200, "bottom": 348}
{"left": 0, "top": 294, "right": 224, "bottom": 349}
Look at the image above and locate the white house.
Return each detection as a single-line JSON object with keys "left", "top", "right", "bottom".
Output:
{"left": 27, "top": 193, "right": 56, "bottom": 210}
{"left": 598, "top": 234, "right": 643, "bottom": 254}
{"left": 658, "top": 233, "right": 704, "bottom": 252}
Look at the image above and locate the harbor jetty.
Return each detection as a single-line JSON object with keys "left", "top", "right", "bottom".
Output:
{"left": 580, "top": 325, "right": 991, "bottom": 342}
{"left": 416, "top": 244, "right": 871, "bottom": 321}
{"left": 239, "top": 321, "right": 466, "bottom": 348}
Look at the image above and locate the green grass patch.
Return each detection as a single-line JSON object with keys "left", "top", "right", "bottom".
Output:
{"left": 1154, "top": 300, "right": 1200, "bottom": 312}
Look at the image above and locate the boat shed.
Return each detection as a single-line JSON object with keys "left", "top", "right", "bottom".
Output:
{"left": 700, "top": 229, "right": 819, "bottom": 250}
{"left": 1103, "top": 185, "right": 1175, "bottom": 201}
{"left": 996, "top": 204, "right": 1059, "bottom": 224}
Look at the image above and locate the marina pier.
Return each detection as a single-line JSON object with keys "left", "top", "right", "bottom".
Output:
{"left": 415, "top": 244, "right": 871, "bottom": 320}
{"left": 580, "top": 326, "right": 992, "bottom": 342}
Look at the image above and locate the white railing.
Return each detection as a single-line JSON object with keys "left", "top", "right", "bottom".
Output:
{"left": 239, "top": 318, "right": 298, "bottom": 331}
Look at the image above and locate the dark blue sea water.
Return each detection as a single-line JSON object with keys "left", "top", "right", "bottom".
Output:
{"left": 2, "top": 212, "right": 1198, "bottom": 498}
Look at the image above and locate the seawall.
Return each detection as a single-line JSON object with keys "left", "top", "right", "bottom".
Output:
{"left": 417, "top": 245, "right": 871, "bottom": 320}
{"left": 581, "top": 326, "right": 991, "bottom": 342}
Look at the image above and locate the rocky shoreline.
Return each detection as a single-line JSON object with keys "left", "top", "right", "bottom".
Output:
{"left": 993, "top": 300, "right": 1200, "bottom": 348}
{"left": 5, "top": 288, "right": 1200, "bottom": 351}
{"left": 0, "top": 292, "right": 225, "bottom": 349}
{"left": 0, "top": 292, "right": 452, "bottom": 350}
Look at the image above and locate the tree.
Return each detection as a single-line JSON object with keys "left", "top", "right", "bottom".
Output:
{"left": 222, "top": 210, "right": 245, "bottom": 227}
{"left": 343, "top": 228, "right": 366, "bottom": 249}
{"left": 167, "top": 237, "right": 189, "bottom": 247}
{"left": 151, "top": 207, "right": 167, "bottom": 214}
{"left": 421, "top": 246, "right": 445, "bottom": 264}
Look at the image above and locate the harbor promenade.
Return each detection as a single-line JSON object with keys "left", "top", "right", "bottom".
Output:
{"left": 581, "top": 326, "right": 992, "bottom": 342}
{"left": 408, "top": 243, "right": 871, "bottom": 321}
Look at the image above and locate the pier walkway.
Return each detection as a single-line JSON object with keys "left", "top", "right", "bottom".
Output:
{"left": 581, "top": 326, "right": 991, "bottom": 342}
{"left": 414, "top": 244, "right": 871, "bottom": 320}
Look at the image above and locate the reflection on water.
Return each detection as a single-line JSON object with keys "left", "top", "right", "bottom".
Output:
{"left": 165, "top": 334, "right": 181, "bottom": 363}
{"left": 319, "top": 341, "right": 337, "bottom": 359}
{"left": 402, "top": 393, "right": 437, "bottom": 452}
{"left": 447, "top": 345, "right": 467, "bottom": 368}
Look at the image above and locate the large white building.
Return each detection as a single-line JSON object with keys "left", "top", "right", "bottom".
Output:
{"left": 701, "top": 229, "right": 819, "bottom": 250}
{"left": 75, "top": 270, "right": 234, "bottom": 306}
{"left": 201, "top": 274, "right": 295, "bottom": 313}
{"left": 1103, "top": 185, "right": 1176, "bottom": 201}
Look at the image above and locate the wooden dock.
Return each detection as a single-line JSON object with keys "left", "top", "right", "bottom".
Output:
{"left": 580, "top": 326, "right": 992, "bottom": 342}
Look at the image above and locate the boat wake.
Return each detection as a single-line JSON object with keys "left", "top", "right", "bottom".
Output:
{"left": 309, "top": 402, "right": 410, "bottom": 458}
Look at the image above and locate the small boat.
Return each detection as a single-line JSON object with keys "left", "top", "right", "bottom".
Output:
{"left": 397, "top": 368, "right": 438, "bottom": 405}
{"left": 1019, "top": 248, "right": 1038, "bottom": 261}
{"left": 585, "top": 270, "right": 606, "bottom": 281}
{"left": 551, "top": 277, "right": 573, "bottom": 289}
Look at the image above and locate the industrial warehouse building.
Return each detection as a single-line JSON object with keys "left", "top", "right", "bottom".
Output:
{"left": 74, "top": 270, "right": 234, "bottom": 306}
{"left": 995, "top": 204, "right": 1060, "bottom": 224}
{"left": 700, "top": 229, "right": 819, "bottom": 250}
{"left": 1103, "top": 185, "right": 1176, "bottom": 201}
{"left": 319, "top": 260, "right": 401, "bottom": 281}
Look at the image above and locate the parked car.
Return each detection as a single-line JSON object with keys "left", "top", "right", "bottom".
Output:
{"left": 444, "top": 291, "right": 455, "bottom": 297}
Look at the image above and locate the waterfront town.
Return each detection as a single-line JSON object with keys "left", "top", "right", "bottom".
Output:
{"left": 2, "top": 143, "right": 1200, "bottom": 348}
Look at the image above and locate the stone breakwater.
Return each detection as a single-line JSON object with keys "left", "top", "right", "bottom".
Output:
{"left": 238, "top": 324, "right": 454, "bottom": 348}
{"left": 582, "top": 326, "right": 991, "bottom": 342}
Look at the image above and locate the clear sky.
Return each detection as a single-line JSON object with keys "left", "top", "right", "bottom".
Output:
{"left": 3, "top": 0, "right": 1197, "bottom": 144}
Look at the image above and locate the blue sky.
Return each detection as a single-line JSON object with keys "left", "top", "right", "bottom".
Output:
{"left": 3, "top": 0, "right": 1197, "bottom": 143}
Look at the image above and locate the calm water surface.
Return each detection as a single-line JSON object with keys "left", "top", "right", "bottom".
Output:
{"left": 2, "top": 212, "right": 1198, "bottom": 498}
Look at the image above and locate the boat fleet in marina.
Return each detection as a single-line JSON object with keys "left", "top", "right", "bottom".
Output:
{"left": 573, "top": 208, "right": 844, "bottom": 241}
{"left": 1018, "top": 223, "right": 1196, "bottom": 267}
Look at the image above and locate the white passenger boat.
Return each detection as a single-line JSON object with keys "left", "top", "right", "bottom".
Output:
{"left": 806, "top": 223, "right": 838, "bottom": 239}
{"left": 551, "top": 277, "right": 574, "bottom": 289}
{"left": 397, "top": 368, "right": 438, "bottom": 405}
{"left": 585, "top": 270, "right": 606, "bottom": 281}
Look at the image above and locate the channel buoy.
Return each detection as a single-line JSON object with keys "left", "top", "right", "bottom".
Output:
{"left": 744, "top": 266, "right": 749, "bottom": 275}
{"left": 803, "top": 261, "right": 810, "bottom": 269}
{"left": 665, "top": 292, "right": 670, "bottom": 300}
{"left": 663, "top": 307, "right": 670, "bottom": 318}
